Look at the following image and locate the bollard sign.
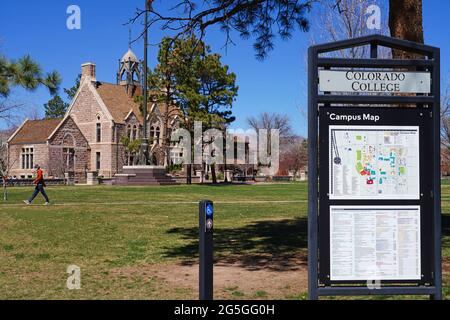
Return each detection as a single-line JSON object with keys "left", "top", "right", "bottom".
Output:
{"left": 199, "top": 200, "right": 214, "bottom": 300}
{"left": 319, "top": 70, "right": 431, "bottom": 93}
{"left": 308, "top": 35, "right": 442, "bottom": 300}
{"left": 205, "top": 203, "right": 214, "bottom": 232}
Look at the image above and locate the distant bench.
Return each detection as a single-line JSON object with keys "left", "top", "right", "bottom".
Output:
{"left": 272, "top": 176, "right": 293, "bottom": 182}
{"left": 233, "top": 176, "right": 255, "bottom": 182}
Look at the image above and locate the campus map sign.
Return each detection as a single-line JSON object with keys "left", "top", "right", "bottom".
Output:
{"left": 319, "top": 70, "right": 431, "bottom": 93}
{"left": 309, "top": 35, "right": 441, "bottom": 300}
{"left": 329, "top": 125, "right": 420, "bottom": 200}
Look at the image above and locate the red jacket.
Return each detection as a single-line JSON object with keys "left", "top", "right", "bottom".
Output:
{"left": 34, "top": 169, "right": 44, "bottom": 185}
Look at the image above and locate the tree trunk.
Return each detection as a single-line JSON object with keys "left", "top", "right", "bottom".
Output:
{"left": 163, "top": 114, "right": 170, "bottom": 167}
{"left": 186, "top": 164, "right": 192, "bottom": 185}
{"left": 211, "top": 163, "right": 217, "bottom": 184}
{"left": 389, "top": 0, "right": 424, "bottom": 58}
{"left": 2, "top": 178, "right": 7, "bottom": 201}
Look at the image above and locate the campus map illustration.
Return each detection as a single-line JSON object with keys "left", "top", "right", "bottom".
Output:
{"left": 329, "top": 126, "right": 420, "bottom": 200}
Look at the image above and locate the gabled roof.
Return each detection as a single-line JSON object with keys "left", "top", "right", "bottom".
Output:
{"left": 93, "top": 82, "right": 181, "bottom": 124}
{"left": 95, "top": 82, "right": 143, "bottom": 123}
{"left": 8, "top": 118, "right": 62, "bottom": 144}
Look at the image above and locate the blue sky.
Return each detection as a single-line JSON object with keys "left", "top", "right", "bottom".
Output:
{"left": 1, "top": 0, "right": 449, "bottom": 135}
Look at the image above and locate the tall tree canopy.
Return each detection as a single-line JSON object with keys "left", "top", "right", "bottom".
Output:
{"left": 132, "top": 0, "right": 313, "bottom": 60}
{"left": 147, "top": 36, "right": 238, "bottom": 182}
{"left": 178, "top": 41, "right": 238, "bottom": 129}
{"left": 148, "top": 35, "right": 238, "bottom": 138}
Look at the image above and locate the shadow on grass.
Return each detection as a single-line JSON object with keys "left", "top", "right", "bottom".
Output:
{"left": 164, "top": 214, "right": 449, "bottom": 273}
{"left": 443, "top": 215, "right": 450, "bottom": 253}
{"left": 164, "top": 217, "right": 307, "bottom": 272}
{"left": 443, "top": 215, "right": 450, "bottom": 236}
{"left": 196, "top": 182, "right": 254, "bottom": 187}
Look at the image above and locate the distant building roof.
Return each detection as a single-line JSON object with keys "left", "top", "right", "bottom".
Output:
{"left": 8, "top": 118, "right": 62, "bottom": 144}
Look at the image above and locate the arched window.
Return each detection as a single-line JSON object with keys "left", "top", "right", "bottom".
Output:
{"left": 62, "top": 133, "right": 76, "bottom": 147}
{"left": 150, "top": 126, "right": 155, "bottom": 144}
{"left": 127, "top": 124, "right": 132, "bottom": 140}
{"left": 132, "top": 71, "right": 139, "bottom": 82}
{"left": 132, "top": 125, "right": 138, "bottom": 140}
{"left": 155, "top": 127, "right": 160, "bottom": 145}
{"left": 96, "top": 122, "right": 101, "bottom": 143}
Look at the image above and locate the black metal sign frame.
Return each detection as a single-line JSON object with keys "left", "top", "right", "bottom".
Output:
{"left": 319, "top": 107, "right": 433, "bottom": 286}
{"left": 307, "top": 35, "right": 442, "bottom": 299}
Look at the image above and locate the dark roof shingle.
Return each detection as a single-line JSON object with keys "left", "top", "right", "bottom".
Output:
{"left": 9, "top": 118, "right": 62, "bottom": 144}
{"left": 95, "top": 82, "right": 143, "bottom": 123}
{"left": 95, "top": 82, "right": 180, "bottom": 123}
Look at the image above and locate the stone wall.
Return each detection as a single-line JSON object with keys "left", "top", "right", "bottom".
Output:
{"left": 7, "top": 143, "right": 49, "bottom": 179}
{"left": 48, "top": 117, "right": 90, "bottom": 183}
{"left": 69, "top": 81, "right": 114, "bottom": 177}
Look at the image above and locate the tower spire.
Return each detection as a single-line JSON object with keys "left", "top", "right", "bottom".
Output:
{"left": 128, "top": 27, "right": 132, "bottom": 50}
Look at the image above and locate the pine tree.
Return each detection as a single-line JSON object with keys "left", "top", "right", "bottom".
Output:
{"left": 44, "top": 95, "right": 69, "bottom": 119}
{"left": 147, "top": 36, "right": 238, "bottom": 183}
{"left": 64, "top": 74, "right": 81, "bottom": 101}
{"left": 0, "top": 55, "right": 60, "bottom": 97}
{"left": 175, "top": 37, "right": 238, "bottom": 184}
{"left": 43, "top": 74, "right": 81, "bottom": 119}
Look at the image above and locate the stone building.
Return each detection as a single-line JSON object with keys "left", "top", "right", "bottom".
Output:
{"left": 6, "top": 48, "right": 182, "bottom": 182}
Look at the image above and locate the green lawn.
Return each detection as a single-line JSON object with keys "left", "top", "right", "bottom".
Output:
{"left": 0, "top": 182, "right": 448, "bottom": 299}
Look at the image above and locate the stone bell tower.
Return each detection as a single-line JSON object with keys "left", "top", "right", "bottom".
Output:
{"left": 117, "top": 47, "right": 141, "bottom": 97}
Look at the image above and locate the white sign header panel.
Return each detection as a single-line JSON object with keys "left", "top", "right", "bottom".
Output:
{"left": 319, "top": 70, "right": 431, "bottom": 94}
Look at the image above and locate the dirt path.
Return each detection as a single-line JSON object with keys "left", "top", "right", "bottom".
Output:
{"left": 111, "top": 258, "right": 450, "bottom": 300}
{"left": 112, "top": 253, "right": 308, "bottom": 300}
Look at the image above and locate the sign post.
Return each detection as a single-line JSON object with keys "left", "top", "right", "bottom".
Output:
{"left": 199, "top": 200, "right": 214, "bottom": 300}
{"left": 308, "top": 35, "right": 442, "bottom": 300}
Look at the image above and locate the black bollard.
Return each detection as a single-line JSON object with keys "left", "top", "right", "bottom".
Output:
{"left": 199, "top": 200, "right": 213, "bottom": 300}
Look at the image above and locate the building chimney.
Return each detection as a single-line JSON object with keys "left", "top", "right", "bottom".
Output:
{"left": 81, "top": 62, "right": 96, "bottom": 81}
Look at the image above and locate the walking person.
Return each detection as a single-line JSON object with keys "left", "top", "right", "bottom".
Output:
{"left": 23, "top": 164, "right": 50, "bottom": 205}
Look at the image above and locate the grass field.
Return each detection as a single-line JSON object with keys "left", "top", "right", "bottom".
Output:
{"left": 0, "top": 182, "right": 449, "bottom": 300}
